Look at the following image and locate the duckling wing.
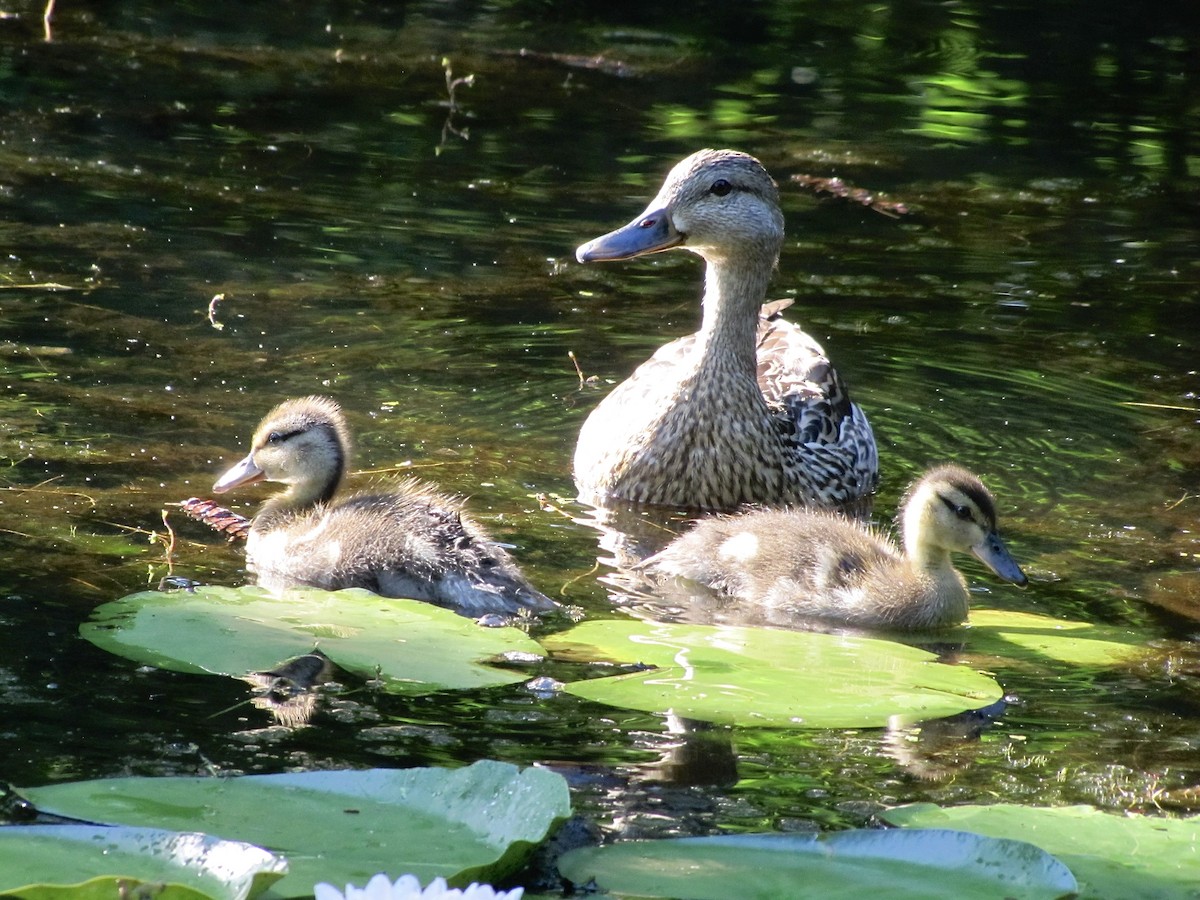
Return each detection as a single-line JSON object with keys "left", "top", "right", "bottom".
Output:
{"left": 295, "top": 483, "right": 555, "bottom": 616}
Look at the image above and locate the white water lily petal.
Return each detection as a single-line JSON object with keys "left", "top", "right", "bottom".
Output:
{"left": 313, "top": 874, "right": 523, "bottom": 900}
{"left": 392, "top": 874, "right": 424, "bottom": 896}
{"left": 364, "top": 873, "right": 400, "bottom": 900}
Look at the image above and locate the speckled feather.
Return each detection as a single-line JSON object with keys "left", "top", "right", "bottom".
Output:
{"left": 574, "top": 149, "right": 878, "bottom": 511}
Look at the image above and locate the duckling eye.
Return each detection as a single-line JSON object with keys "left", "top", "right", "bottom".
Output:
{"left": 709, "top": 178, "right": 733, "bottom": 197}
{"left": 266, "top": 431, "right": 283, "bottom": 445}
{"left": 953, "top": 504, "right": 972, "bottom": 521}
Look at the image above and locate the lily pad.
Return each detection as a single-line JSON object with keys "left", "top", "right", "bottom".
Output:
{"left": 966, "top": 609, "right": 1145, "bottom": 667}
{"left": 21, "top": 761, "right": 570, "bottom": 899}
{"left": 881, "top": 803, "right": 1200, "bottom": 899}
{"left": 559, "top": 829, "right": 1078, "bottom": 899}
{"left": 541, "top": 619, "right": 1002, "bottom": 728}
{"left": 81, "top": 585, "right": 544, "bottom": 692}
{"left": 0, "top": 825, "right": 287, "bottom": 900}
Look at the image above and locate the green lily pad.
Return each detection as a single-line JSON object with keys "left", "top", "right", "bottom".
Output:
{"left": 81, "top": 585, "right": 544, "bottom": 692}
{"left": 881, "top": 803, "right": 1200, "bottom": 899}
{"left": 966, "top": 609, "right": 1145, "bottom": 667}
{"left": 0, "top": 825, "right": 287, "bottom": 900}
{"left": 541, "top": 619, "right": 1002, "bottom": 728}
{"left": 559, "top": 829, "right": 1078, "bottom": 899}
{"left": 22, "top": 761, "right": 570, "bottom": 898}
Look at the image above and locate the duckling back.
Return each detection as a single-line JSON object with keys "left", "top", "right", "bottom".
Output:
{"left": 646, "top": 507, "right": 941, "bottom": 629}
{"left": 247, "top": 479, "right": 556, "bottom": 617}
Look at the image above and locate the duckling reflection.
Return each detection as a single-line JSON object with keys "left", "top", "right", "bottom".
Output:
{"left": 213, "top": 396, "right": 556, "bottom": 618}
{"left": 241, "top": 650, "right": 335, "bottom": 728}
{"left": 573, "top": 148, "right": 878, "bottom": 512}
{"left": 644, "top": 465, "right": 1027, "bottom": 630}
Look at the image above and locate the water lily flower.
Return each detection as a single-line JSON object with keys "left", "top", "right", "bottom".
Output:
{"left": 314, "top": 873, "right": 523, "bottom": 900}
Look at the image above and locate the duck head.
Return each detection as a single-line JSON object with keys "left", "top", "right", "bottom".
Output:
{"left": 576, "top": 149, "right": 785, "bottom": 267}
{"left": 213, "top": 395, "right": 350, "bottom": 508}
{"left": 901, "top": 464, "right": 1028, "bottom": 586}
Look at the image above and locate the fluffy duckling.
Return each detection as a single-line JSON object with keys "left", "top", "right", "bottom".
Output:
{"left": 643, "top": 465, "right": 1027, "bottom": 630}
{"left": 212, "top": 396, "right": 556, "bottom": 617}
{"left": 574, "top": 148, "right": 878, "bottom": 511}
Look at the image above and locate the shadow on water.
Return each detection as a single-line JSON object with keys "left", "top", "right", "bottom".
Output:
{"left": 1, "top": 0, "right": 1199, "bottom": 863}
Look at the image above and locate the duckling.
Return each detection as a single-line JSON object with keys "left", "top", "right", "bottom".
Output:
{"left": 212, "top": 396, "right": 556, "bottom": 617}
{"left": 643, "top": 465, "right": 1027, "bottom": 630}
{"left": 574, "top": 148, "right": 878, "bottom": 512}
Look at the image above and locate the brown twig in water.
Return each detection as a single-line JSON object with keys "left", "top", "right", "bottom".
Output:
{"left": 1165, "top": 492, "right": 1194, "bottom": 512}
{"left": 0, "top": 281, "right": 78, "bottom": 291}
{"left": 568, "top": 350, "right": 585, "bottom": 388}
{"left": 790, "top": 174, "right": 911, "bottom": 218}
{"left": 159, "top": 508, "right": 177, "bottom": 562}
{"left": 443, "top": 57, "right": 476, "bottom": 113}
{"left": 2, "top": 477, "right": 98, "bottom": 508}
{"left": 568, "top": 350, "right": 598, "bottom": 389}
{"left": 436, "top": 58, "right": 474, "bottom": 155}
{"left": 1120, "top": 401, "right": 1197, "bottom": 412}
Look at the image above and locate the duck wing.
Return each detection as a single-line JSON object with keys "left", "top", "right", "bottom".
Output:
{"left": 755, "top": 306, "right": 879, "bottom": 500}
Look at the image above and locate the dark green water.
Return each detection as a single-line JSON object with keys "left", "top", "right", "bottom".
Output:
{"left": 2, "top": 0, "right": 1199, "bottom": 882}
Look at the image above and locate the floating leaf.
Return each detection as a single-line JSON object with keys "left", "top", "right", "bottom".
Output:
{"left": 0, "top": 825, "right": 286, "bottom": 900}
{"left": 881, "top": 803, "right": 1200, "bottom": 899}
{"left": 81, "top": 585, "right": 543, "bottom": 692}
{"left": 559, "top": 829, "right": 1077, "bottom": 899}
{"left": 966, "top": 608, "right": 1145, "bottom": 667}
{"left": 541, "top": 619, "right": 1001, "bottom": 728}
{"left": 22, "top": 761, "right": 570, "bottom": 899}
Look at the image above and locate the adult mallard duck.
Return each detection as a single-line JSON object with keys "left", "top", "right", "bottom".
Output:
{"left": 212, "top": 396, "right": 556, "bottom": 617}
{"left": 643, "top": 464, "right": 1027, "bottom": 630}
{"left": 573, "top": 148, "right": 878, "bottom": 511}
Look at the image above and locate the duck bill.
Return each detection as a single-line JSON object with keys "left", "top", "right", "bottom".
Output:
{"left": 213, "top": 453, "right": 265, "bottom": 494}
{"left": 576, "top": 206, "right": 683, "bottom": 263}
{"left": 972, "top": 531, "right": 1028, "bottom": 587}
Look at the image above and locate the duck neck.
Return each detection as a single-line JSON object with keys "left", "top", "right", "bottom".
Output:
{"left": 903, "top": 510, "right": 970, "bottom": 614}
{"left": 905, "top": 538, "right": 957, "bottom": 582}
{"left": 693, "top": 249, "right": 775, "bottom": 380}
{"left": 256, "top": 464, "right": 342, "bottom": 530}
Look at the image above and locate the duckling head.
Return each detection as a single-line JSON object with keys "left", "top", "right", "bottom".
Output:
{"left": 900, "top": 464, "right": 1028, "bottom": 586}
{"left": 576, "top": 149, "right": 785, "bottom": 268}
{"left": 213, "top": 395, "right": 351, "bottom": 509}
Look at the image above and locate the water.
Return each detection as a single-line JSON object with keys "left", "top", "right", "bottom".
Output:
{"left": 2, "top": 0, "right": 1199, "bottom": 878}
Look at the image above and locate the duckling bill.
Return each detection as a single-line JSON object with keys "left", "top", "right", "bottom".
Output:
{"left": 573, "top": 148, "right": 878, "bottom": 512}
{"left": 644, "top": 464, "right": 1027, "bottom": 630}
{"left": 212, "top": 396, "right": 556, "bottom": 617}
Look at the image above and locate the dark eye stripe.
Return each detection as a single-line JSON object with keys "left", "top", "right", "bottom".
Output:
{"left": 265, "top": 428, "right": 303, "bottom": 445}
{"left": 954, "top": 480, "right": 997, "bottom": 524}
{"left": 938, "top": 493, "right": 974, "bottom": 521}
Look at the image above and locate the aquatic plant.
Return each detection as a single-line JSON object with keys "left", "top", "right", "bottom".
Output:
{"left": 315, "top": 874, "right": 523, "bottom": 900}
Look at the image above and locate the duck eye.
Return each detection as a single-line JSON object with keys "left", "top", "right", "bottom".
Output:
{"left": 709, "top": 178, "right": 733, "bottom": 197}
{"left": 266, "top": 431, "right": 283, "bottom": 444}
{"left": 954, "top": 505, "right": 972, "bottom": 521}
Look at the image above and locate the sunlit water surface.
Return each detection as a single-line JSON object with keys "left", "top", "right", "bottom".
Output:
{"left": 1, "top": 0, "right": 1199, "bottom": 883}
